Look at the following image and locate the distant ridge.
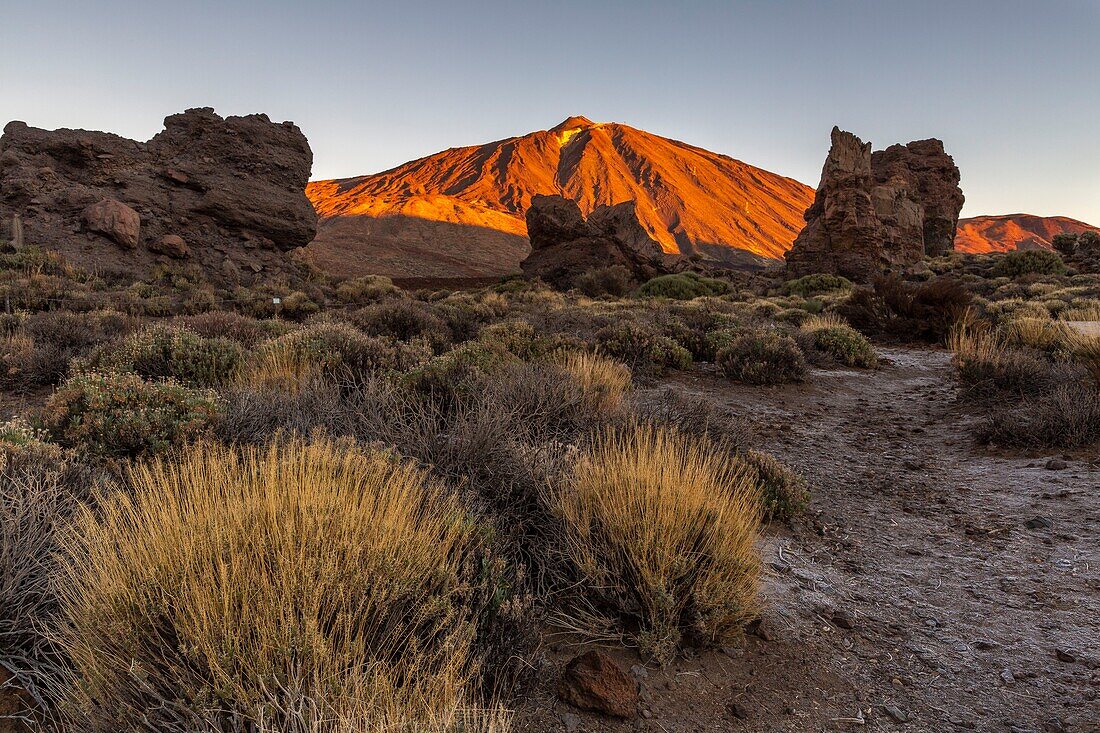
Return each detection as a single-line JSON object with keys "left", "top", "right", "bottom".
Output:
{"left": 304, "top": 117, "right": 814, "bottom": 278}
{"left": 954, "top": 214, "right": 1100, "bottom": 253}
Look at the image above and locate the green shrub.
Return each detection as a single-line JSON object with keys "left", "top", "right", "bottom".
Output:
{"left": 402, "top": 342, "right": 520, "bottom": 406}
{"left": 1051, "top": 233, "right": 1078, "bottom": 256}
{"left": 809, "top": 325, "right": 878, "bottom": 368}
{"left": 93, "top": 325, "right": 244, "bottom": 387}
{"left": 594, "top": 322, "right": 692, "bottom": 374}
{"left": 737, "top": 450, "right": 809, "bottom": 521}
{"left": 717, "top": 332, "right": 807, "bottom": 385}
{"left": 41, "top": 371, "right": 221, "bottom": 457}
{"left": 994, "top": 250, "right": 1066, "bottom": 278}
{"left": 280, "top": 290, "right": 321, "bottom": 320}
{"left": 335, "top": 274, "right": 400, "bottom": 304}
{"left": 637, "top": 272, "right": 731, "bottom": 300}
{"left": 783, "top": 274, "right": 853, "bottom": 297}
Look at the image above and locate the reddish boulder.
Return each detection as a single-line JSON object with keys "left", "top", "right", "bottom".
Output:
{"left": 82, "top": 198, "right": 140, "bottom": 249}
{"left": 785, "top": 127, "right": 963, "bottom": 280}
{"left": 522, "top": 194, "right": 678, "bottom": 289}
{"left": 557, "top": 650, "right": 639, "bottom": 718}
{"left": 149, "top": 233, "right": 189, "bottom": 258}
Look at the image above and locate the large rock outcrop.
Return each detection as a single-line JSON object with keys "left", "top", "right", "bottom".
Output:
{"left": 0, "top": 108, "right": 316, "bottom": 282}
{"left": 785, "top": 127, "right": 963, "bottom": 280}
{"left": 520, "top": 194, "right": 679, "bottom": 289}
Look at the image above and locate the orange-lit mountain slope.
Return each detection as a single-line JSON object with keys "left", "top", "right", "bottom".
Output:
{"left": 304, "top": 117, "right": 814, "bottom": 278}
{"left": 954, "top": 214, "right": 1100, "bottom": 254}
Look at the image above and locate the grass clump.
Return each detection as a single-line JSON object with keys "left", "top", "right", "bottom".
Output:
{"left": 801, "top": 319, "right": 878, "bottom": 368}
{"left": 52, "top": 437, "right": 503, "bottom": 732}
{"left": 575, "top": 265, "right": 633, "bottom": 298}
{"left": 336, "top": 274, "right": 401, "bottom": 304}
{"left": 40, "top": 371, "right": 221, "bottom": 457}
{"left": 553, "top": 351, "right": 632, "bottom": 416}
{"left": 637, "top": 272, "right": 731, "bottom": 300}
{"left": 717, "top": 331, "right": 807, "bottom": 385}
{"left": 552, "top": 425, "right": 760, "bottom": 663}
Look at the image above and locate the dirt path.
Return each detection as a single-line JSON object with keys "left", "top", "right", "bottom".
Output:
{"left": 516, "top": 347, "right": 1099, "bottom": 733}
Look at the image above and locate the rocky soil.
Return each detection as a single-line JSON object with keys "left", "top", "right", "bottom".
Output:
{"left": 516, "top": 347, "right": 1098, "bottom": 732}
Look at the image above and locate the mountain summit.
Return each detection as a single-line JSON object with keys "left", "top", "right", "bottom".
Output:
{"left": 305, "top": 118, "right": 814, "bottom": 279}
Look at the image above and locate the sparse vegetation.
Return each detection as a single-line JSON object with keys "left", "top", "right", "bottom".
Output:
{"left": 637, "top": 272, "right": 732, "bottom": 300}
{"left": 716, "top": 331, "right": 807, "bottom": 385}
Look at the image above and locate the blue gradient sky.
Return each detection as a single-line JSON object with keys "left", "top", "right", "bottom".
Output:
{"left": 2, "top": 0, "right": 1097, "bottom": 223}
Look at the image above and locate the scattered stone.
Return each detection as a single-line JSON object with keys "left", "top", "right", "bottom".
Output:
{"left": 82, "top": 198, "right": 140, "bottom": 249}
{"left": 728, "top": 701, "right": 749, "bottom": 720}
{"left": 557, "top": 651, "right": 639, "bottom": 718}
{"left": 148, "top": 233, "right": 189, "bottom": 258}
{"left": 883, "top": 704, "right": 910, "bottom": 723}
{"left": 630, "top": 664, "right": 649, "bottom": 680}
{"left": 1045, "top": 458, "right": 1068, "bottom": 471}
{"left": 560, "top": 711, "right": 582, "bottom": 733}
{"left": 1055, "top": 648, "right": 1077, "bottom": 663}
{"left": 747, "top": 617, "right": 776, "bottom": 642}
{"left": 1000, "top": 668, "right": 1015, "bottom": 685}
{"left": 1024, "top": 517, "right": 1053, "bottom": 530}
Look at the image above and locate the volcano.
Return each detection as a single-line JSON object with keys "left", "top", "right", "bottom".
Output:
{"left": 304, "top": 117, "right": 814, "bottom": 279}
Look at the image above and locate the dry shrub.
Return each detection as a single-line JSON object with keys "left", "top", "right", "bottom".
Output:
{"left": 0, "top": 432, "right": 99, "bottom": 717}
{"left": 634, "top": 388, "right": 755, "bottom": 453}
{"left": 574, "top": 265, "right": 633, "bottom": 298}
{"left": 351, "top": 300, "right": 452, "bottom": 352}
{"left": 553, "top": 351, "right": 631, "bottom": 416}
{"left": 551, "top": 425, "right": 761, "bottom": 663}
{"left": 736, "top": 449, "right": 809, "bottom": 521}
{"left": 53, "top": 438, "right": 505, "bottom": 732}
{"left": 1062, "top": 329, "right": 1100, "bottom": 385}
{"left": 179, "top": 311, "right": 288, "bottom": 347}
{"left": 335, "top": 275, "right": 400, "bottom": 304}
{"left": 949, "top": 326, "right": 1082, "bottom": 400}
{"left": 220, "top": 383, "right": 357, "bottom": 444}
{"left": 980, "top": 383, "right": 1100, "bottom": 449}
{"left": 716, "top": 331, "right": 807, "bottom": 385}
{"left": 1004, "top": 317, "right": 1068, "bottom": 352}
{"left": 92, "top": 324, "right": 244, "bottom": 387}
{"left": 841, "top": 275, "right": 972, "bottom": 342}
{"left": 594, "top": 321, "right": 692, "bottom": 375}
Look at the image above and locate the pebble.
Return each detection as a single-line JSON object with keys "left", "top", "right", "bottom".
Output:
{"left": 1000, "top": 668, "right": 1015, "bottom": 685}
{"left": 561, "top": 712, "right": 582, "bottom": 732}
{"left": 883, "top": 704, "right": 910, "bottom": 723}
{"left": 1055, "top": 648, "right": 1077, "bottom": 663}
{"left": 831, "top": 609, "right": 856, "bottom": 630}
{"left": 1045, "top": 458, "right": 1069, "bottom": 470}
{"left": 630, "top": 664, "right": 649, "bottom": 680}
{"left": 1024, "top": 516, "right": 1053, "bottom": 530}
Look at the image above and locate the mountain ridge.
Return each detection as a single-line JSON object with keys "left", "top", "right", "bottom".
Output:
{"left": 305, "top": 117, "right": 815, "bottom": 278}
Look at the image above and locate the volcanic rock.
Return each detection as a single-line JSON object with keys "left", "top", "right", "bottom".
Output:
{"left": 785, "top": 127, "right": 963, "bottom": 280}
{"left": 0, "top": 108, "right": 316, "bottom": 282}
{"left": 521, "top": 194, "right": 677, "bottom": 289}
{"left": 82, "top": 198, "right": 140, "bottom": 248}
{"left": 557, "top": 650, "right": 639, "bottom": 718}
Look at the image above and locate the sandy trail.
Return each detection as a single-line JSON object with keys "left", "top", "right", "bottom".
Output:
{"left": 517, "top": 347, "right": 1099, "bottom": 733}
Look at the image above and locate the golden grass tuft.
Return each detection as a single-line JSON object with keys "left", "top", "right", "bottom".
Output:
{"left": 236, "top": 337, "right": 327, "bottom": 393}
{"left": 799, "top": 312, "right": 848, "bottom": 332}
{"left": 54, "top": 437, "right": 502, "bottom": 732}
{"left": 1062, "top": 329, "right": 1100, "bottom": 385}
{"left": 551, "top": 425, "right": 761, "bottom": 663}
{"left": 553, "top": 350, "right": 632, "bottom": 415}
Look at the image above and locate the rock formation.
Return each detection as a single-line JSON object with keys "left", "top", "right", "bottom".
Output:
{"left": 785, "top": 127, "right": 963, "bottom": 280}
{"left": 0, "top": 108, "right": 316, "bottom": 282}
{"left": 520, "top": 194, "right": 679, "bottom": 289}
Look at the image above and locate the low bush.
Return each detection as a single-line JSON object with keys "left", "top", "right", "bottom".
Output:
{"left": 403, "top": 342, "right": 519, "bottom": 406}
{"left": 949, "top": 328, "right": 1081, "bottom": 401}
{"left": 994, "top": 249, "right": 1066, "bottom": 278}
{"left": 980, "top": 383, "right": 1100, "bottom": 449}
{"left": 782, "top": 273, "right": 853, "bottom": 297}
{"left": 805, "top": 324, "right": 878, "bottom": 368}
{"left": 737, "top": 449, "right": 809, "bottom": 521}
{"left": 40, "top": 371, "right": 221, "bottom": 457}
{"left": 551, "top": 426, "right": 760, "bottom": 663}
{"left": 179, "top": 311, "right": 287, "bottom": 346}
{"left": 717, "top": 331, "right": 807, "bottom": 385}
{"left": 335, "top": 274, "right": 401, "bottom": 304}
{"left": 841, "top": 275, "right": 972, "bottom": 343}
{"left": 635, "top": 388, "right": 755, "bottom": 453}
{"left": 352, "top": 300, "right": 452, "bottom": 352}
{"left": 554, "top": 351, "right": 632, "bottom": 417}
{"left": 94, "top": 324, "right": 244, "bottom": 387}
{"left": 637, "top": 272, "right": 731, "bottom": 300}
{"left": 575, "top": 265, "right": 633, "bottom": 297}
{"left": 594, "top": 321, "right": 692, "bottom": 375}
{"left": 52, "top": 438, "right": 505, "bottom": 731}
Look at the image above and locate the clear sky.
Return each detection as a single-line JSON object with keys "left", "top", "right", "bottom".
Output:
{"left": 2, "top": 0, "right": 1097, "bottom": 223}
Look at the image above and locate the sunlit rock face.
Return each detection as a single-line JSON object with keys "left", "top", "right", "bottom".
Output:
{"left": 305, "top": 116, "right": 815, "bottom": 279}
{"left": 955, "top": 214, "right": 1100, "bottom": 254}
{"left": 785, "top": 127, "right": 964, "bottom": 281}
{"left": 0, "top": 108, "right": 316, "bottom": 283}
